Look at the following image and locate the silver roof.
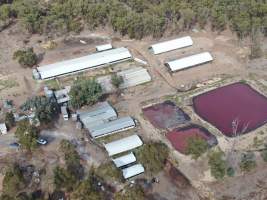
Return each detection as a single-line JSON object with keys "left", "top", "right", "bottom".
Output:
{"left": 122, "top": 164, "right": 144, "bottom": 179}
{"left": 89, "top": 116, "right": 135, "bottom": 138}
{"left": 112, "top": 152, "right": 136, "bottom": 168}
{"left": 78, "top": 101, "right": 117, "bottom": 130}
{"left": 37, "top": 47, "right": 132, "bottom": 79}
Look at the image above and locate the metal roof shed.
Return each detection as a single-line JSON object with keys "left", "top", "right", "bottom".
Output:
{"left": 104, "top": 135, "right": 143, "bottom": 156}
{"left": 112, "top": 152, "right": 136, "bottom": 168}
{"left": 96, "top": 44, "right": 113, "bottom": 52}
{"left": 122, "top": 164, "right": 145, "bottom": 179}
{"left": 165, "top": 52, "right": 213, "bottom": 72}
{"left": 78, "top": 102, "right": 117, "bottom": 130}
{"left": 89, "top": 116, "right": 135, "bottom": 138}
{"left": 149, "top": 36, "right": 193, "bottom": 55}
{"left": 0, "top": 123, "right": 7, "bottom": 134}
{"left": 36, "top": 47, "right": 132, "bottom": 79}
{"left": 117, "top": 67, "right": 151, "bottom": 89}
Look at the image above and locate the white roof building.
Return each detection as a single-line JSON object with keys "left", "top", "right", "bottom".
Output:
{"left": 113, "top": 152, "right": 136, "bottom": 168}
{"left": 104, "top": 135, "right": 143, "bottom": 156}
{"left": 96, "top": 44, "right": 113, "bottom": 52}
{"left": 54, "top": 86, "right": 71, "bottom": 104}
{"left": 165, "top": 52, "right": 213, "bottom": 72}
{"left": 122, "top": 164, "right": 145, "bottom": 179}
{"left": 0, "top": 123, "right": 7, "bottom": 134}
{"left": 117, "top": 67, "right": 151, "bottom": 89}
{"left": 78, "top": 101, "right": 117, "bottom": 130}
{"left": 36, "top": 47, "right": 132, "bottom": 79}
{"left": 149, "top": 36, "right": 193, "bottom": 55}
{"left": 89, "top": 116, "right": 135, "bottom": 138}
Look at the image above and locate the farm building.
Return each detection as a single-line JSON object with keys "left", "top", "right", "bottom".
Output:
{"left": 97, "top": 67, "right": 152, "bottom": 93}
{"left": 77, "top": 101, "right": 117, "bottom": 130}
{"left": 54, "top": 86, "right": 71, "bottom": 104}
{"left": 165, "top": 52, "right": 213, "bottom": 72}
{"left": 122, "top": 164, "right": 145, "bottom": 179}
{"left": 96, "top": 44, "right": 113, "bottom": 52}
{"left": 104, "top": 135, "right": 143, "bottom": 156}
{"left": 0, "top": 123, "right": 7, "bottom": 134}
{"left": 112, "top": 152, "right": 136, "bottom": 168}
{"left": 149, "top": 36, "right": 193, "bottom": 55}
{"left": 35, "top": 47, "right": 132, "bottom": 79}
{"left": 117, "top": 67, "right": 151, "bottom": 89}
{"left": 89, "top": 116, "right": 136, "bottom": 138}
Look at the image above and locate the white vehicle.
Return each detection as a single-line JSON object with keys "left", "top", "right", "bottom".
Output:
{"left": 61, "top": 106, "right": 69, "bottom": 121}
{"left": 37, "top": 138, "right": 48, "bottom": 145}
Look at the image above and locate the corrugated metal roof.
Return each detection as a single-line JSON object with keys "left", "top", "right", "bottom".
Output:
{"left": 96, "top": 44, "right": 112, "bottom": 51}
{"left": 117, "top": 67, "right": 151, "bottom": 89}
{"left": 122, "top": 164, "right": 144, "bottom": 179}
{"left": 112, "top": 152, "right": 136, "bottom": 168}
{"left": 78, "top": 101, "right": 117, "bottom": 130}
{"left": 166, "top": 52, "right": 213, "bottom": 72}
{"left": 37, "top": 47, "right": 132, "bottom": 79}
{"left": 54, "top": 86, "right": 71, "bottom": 104}
{"left": 104, "top": 135, "right": 142, "bottom": 156}
{"left": 89, "top": 116, "right": 135, "bottom": 138}
{"left": 150, "top": 36, "right": 193, "bottom": 55}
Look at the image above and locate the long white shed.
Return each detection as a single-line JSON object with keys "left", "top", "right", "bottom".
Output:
{"left": 165, "top": 52, "right": 213, "bottom": 72}
{"left": 149, "top": 36, "right": 193, "bottom": 55}
{"left": 112, "top": 152, "right": 136, "bottom": 168}
{"left": 104, "top": 135, "right": 143, "bottom": 156}
{"left": 122, "top": 164, "right": 145, "bottom": 179}
{"left": 36, "top": 47, "right": 132, "bottom": 79}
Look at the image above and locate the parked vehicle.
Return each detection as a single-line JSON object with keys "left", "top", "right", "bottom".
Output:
{"left": 9, "top": 142, "right": 20, "bottom": 148}
{"left": 37, "top": 138, "right": 48, "bottom": 145}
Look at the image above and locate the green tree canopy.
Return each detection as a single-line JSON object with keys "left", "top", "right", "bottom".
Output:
{"left": 111, "top": 74, "right": 124, "bottom": 89}
{"left": 13, "top": 48, "right": 38, "bottom": 68}
{"left": 15, "top": 120, "right": 38, "bottom": 152}
{"left": 186, "top": 136, "right": 209, "bottom": 159}
{"left": 69, "top": 78, "right": 103, "bottom": 109}
{"left": 208, "top": 150, "right": 226, "bottom": 179}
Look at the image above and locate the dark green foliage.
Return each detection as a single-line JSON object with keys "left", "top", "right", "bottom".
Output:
{"left": 15, "top": 120, "right": 38, "bottom": 152}
{"left": 13, "top": 48, "right": 38, "bottom": 68}
{"left": 135, "top": 142, "right": 169, "bottom": 175}
{"left": 70, "top": 175, "right": 103, "bottom": 200}
{"left": 53, "top": 140, "right": 83, "bottom": 191}
{"left": 260, "top": 148, "right": 267, "bottom": 162}
{"left": 239, "top": 152, "right": 256, "bottom": 172}
{"left": 208, "top": 150, "right": 226, "bottom": 179}
{"left": 226, "top": 167, "right": 235, "bottom": 177}
{"left": 4, "top": 112, "right": 15, "bottom": 129}
{"left": 2, "top": 164, "right": 26, "bottom": 197}
{"left": 186, "top": 136, "right": 209, "bottom": 159}
{"left": 0, "top": 0, "right": 266, "bottom": 40}
{"left": 69, "top": 78, "right": 102, "bottom": 109}
{"left": 115, "top": 185, "right": 145, "bottom": 200}
{"left": 111, "top": 74, "right": 123, "bottom": 88}
{"left": 21, "top": 96, "right": 59, "bottom": 124}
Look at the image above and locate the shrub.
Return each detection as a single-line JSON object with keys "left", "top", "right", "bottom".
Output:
{"left": 95, "top": 162, "right": 123, "bottom": 182}
{"left": 208, "top": 150, "right": 226, "bottom": 179}
{"left": 4, "top": 112, "right": 15, "bottom": 129}
{"left": 186, "top": 136, "right": 209, "bottom": 159}
{"left": 226, "top": 167, "right": 235, "bottom": 177}
{"left": 260, "top": 148, "right": 267, "bottom": 162}
{"left": 13, "top": 48, "right": 38, "bottom": 67}
{"left": 239, "top": 153, "right": 256, "bottom": 172}
{"left": 111, "top": 74, "right": 123, "bottom": 88}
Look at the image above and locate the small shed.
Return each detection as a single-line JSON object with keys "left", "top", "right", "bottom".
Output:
{"left": 0, "top": 123, "right": 7, "bottom": 134}
{"left": 96, "top": 44, "right": 113, "bottom": 52}
{"left": 122, "top": 164, "right": 145, "bottom": 179}
{"left": 112, "top": 152, "right": 136, "bottom": 168}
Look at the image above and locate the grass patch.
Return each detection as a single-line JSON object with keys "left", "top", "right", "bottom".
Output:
{"left": 0, "top": 79, "right": 19, "bottom": 92}
{"left": 44, "top": 79, "right": 60, "bottom": 90}
{"left": 95, "top": 161, "right": 123, "bottom": 182}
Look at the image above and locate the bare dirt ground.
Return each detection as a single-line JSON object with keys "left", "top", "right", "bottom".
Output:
{"left": 1, "top": 24, "right": 267, "bottom": 199}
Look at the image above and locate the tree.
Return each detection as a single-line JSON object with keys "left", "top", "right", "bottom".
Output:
{"left": 13, "top": 48, "right": 38, "bottom": 68}
{"left": 4, "top": 112, "right": 15, "bottom": 130}
{"left": 69, "top": 78, "right": 102, "bottom": 109}
{"left": 21, "top": 96, "right": 59, "bottom": 124}
{"left": 186, "top": 136, "right": 209, "bottom": 159}
{"left": 111, "top": 74, "right": 123, "bottom": 89}
{"left": 53, "top": 166, "right": 77, "bottom": 192}
{"left": 208, "top": 150, "right": 226, "bottom": 179}
{"left": 95, "top": 162, "right": 123, "bottom": 182}
{"left": 239, "top": 152, "right": 256, "bottom": 172}
{"left": 115, "top": 185, "right": 145, "bottom": 200}
{"left": 135, "top": 142, "right": 169, "bottom": 175}
{"left": 70, "top": 176, "right": 103, "bottom": 200}
{"left": 2, "top": 164, "right": 26, "bottom": 197}
{"left": 15, "top": 120, "right": 38, "bottom": 152}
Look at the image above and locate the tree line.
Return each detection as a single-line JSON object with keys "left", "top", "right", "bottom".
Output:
{"left": 0, "top": 0, "right": 266, "bottom": 40}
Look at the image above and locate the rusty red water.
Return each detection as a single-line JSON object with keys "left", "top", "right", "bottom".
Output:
{"left": 167, "top": 125, "right": 217, "bottom": 154}
{"left": 142, "top": 101, "right": 190, "bottom": 129}
{"left": 193, "top": 83, "right": 267, "bottom": 137}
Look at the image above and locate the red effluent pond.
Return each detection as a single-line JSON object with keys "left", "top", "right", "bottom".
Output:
{"left": 167, "top": 125, "right": 217, "bottom": 154}
{"left": 142, "top": 101, "right": 190, "bottom": 130}
{"left": 193, "top": 83, "right": 267, "bottom": 137}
